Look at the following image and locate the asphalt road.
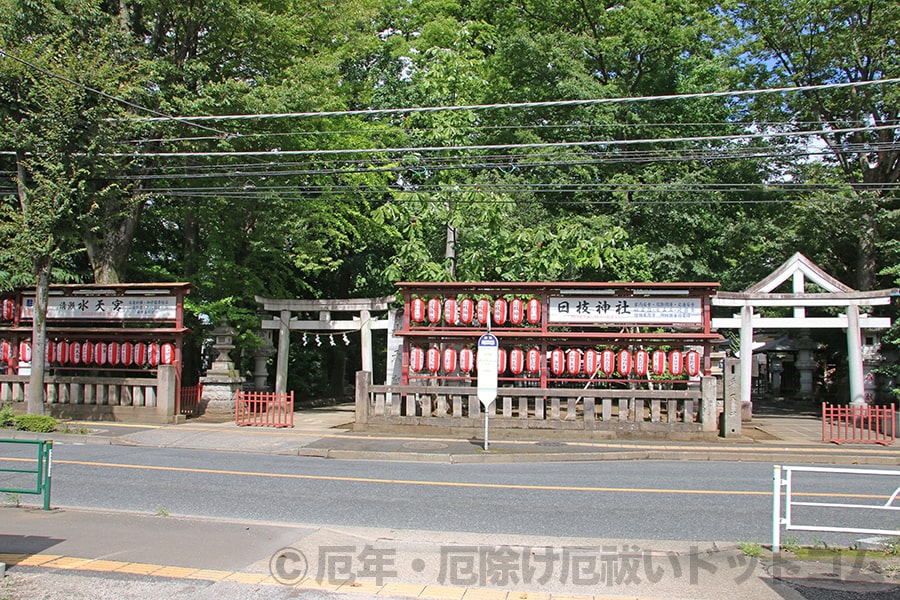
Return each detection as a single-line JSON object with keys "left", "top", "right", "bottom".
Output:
{"left": 5, "top": 443, "right": 898, "bottom": 547}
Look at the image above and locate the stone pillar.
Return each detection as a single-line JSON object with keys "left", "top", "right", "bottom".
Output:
{"left": 739, "top": 305, "right": 754, "bottom": 411}
{"left": 157, "top": 365, "right": 178, "bottom": 423}
{"left": 846, "top": 305, "right": 865, "bottom": 405}
{"left": 720, "top": 362, "right": 742, "bottom": 437}
{"left": 275, "top": 310, "right": 291, "bottom": 395}
{"left": 795, "top": 330, "right": 816, "bottom": 399}
{"left": 862, "top": 332, "right": 882, "bottom": 405}
{"left": 200, "top": 322, "right": 243, "bottom": 418}
{"left": 253, "top": 329, "right": 275, "bottom": 391}
{"left": 700, "top": 376, "right": 718, "bottom": 433}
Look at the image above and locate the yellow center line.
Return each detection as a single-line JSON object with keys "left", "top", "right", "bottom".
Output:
{"left": 1, "top": 456, "right": 891, "bottom": 499}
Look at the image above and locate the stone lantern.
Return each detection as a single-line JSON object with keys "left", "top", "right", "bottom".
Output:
{"left": 200, "top": 321, "right": 243, "bottom": 417}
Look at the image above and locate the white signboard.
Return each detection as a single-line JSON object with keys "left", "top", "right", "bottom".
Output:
{"left": 22, "top": 296, "right": 178, "bottom": 321}
{"left": 548, "top": 296, "right": 702, "bottom": 325}
{"left": 476, "top": 333, "right": 499, "bottom": 407}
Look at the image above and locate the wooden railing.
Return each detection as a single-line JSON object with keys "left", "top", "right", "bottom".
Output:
{"left": 0, "top": 366, "right": 179, "bottom": 424}
{"left": 235, "top": 390, "right": 294, "bottom": 428}
{"left": 822, "top": 403, "right": 896, "bottom": 445}
{"left": 355, "top": 372, "right": 718, "bottom": 436}
{"left": 1, "top": 375, "right": 159, "bottom": 407}
{"left": 179, "top": 384, "right": 203, "bottom": 417}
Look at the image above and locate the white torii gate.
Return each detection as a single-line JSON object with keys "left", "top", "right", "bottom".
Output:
{"left": 712, "top": 253, "right": 898, "bottom": 408}
{"left": 256, "top": 296, "right": 395, "bottom": 395}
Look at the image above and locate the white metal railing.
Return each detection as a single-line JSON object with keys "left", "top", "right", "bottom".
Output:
{"left": 772, "top": 465, "right": 900, "bottom": 553}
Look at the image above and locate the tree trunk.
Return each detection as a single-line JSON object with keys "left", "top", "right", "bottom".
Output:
{"left": 26, "top": 258, "right": 51, "bottom": 415}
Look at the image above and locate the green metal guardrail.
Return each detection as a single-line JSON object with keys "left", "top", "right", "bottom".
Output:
{"left": 0, "top": 439, "right": 53, "bottom": 510}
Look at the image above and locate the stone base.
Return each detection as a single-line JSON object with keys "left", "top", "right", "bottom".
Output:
{"left": 199, "top": 377, "right": 242, "bottom": 416}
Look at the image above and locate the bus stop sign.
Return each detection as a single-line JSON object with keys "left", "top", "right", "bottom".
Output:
{"left": 476, "top": 333, "right": 499, "bottom": 407}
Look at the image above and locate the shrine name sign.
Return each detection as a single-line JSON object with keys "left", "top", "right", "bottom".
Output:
{"left": 22, "top": 296, "right": 177, "bottom": 321}
{"left": 548, "top": 296, "right": 702, "bottom": 325}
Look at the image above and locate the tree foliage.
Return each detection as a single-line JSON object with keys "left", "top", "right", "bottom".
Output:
{"left": 0, "top": 0, "right": 898, "bottom": 399}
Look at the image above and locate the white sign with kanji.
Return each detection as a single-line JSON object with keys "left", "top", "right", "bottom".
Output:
{"left": 548, "top": 296, "right": 702, "bottom": 325}
{"left": 22, "top": 296, "right": 177, "bottom": 321}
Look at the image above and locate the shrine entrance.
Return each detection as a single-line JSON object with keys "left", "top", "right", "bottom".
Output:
{"left": 255, "top": 296, "right": 395, "bottom": 396}
{"left": 712, "top": 253, "right": 898, "bottom": 417}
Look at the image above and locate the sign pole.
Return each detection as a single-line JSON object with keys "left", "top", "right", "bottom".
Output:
{"left": 476, "top": 325, "right": 499, "bottom": 452}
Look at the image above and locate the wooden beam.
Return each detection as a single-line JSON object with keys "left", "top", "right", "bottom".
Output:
{"left": 712, "top": 316, "right": 892, "bottom": 329}
{"left": 254, "top": 296, "right": 394, "bottom": 312}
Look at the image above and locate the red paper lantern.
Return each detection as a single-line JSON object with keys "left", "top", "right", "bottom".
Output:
{"left": 492, "top": 298, "right": 508, "bottom": 326}
{"left": 2, "top": 299, "right": 14, "bottom": 321}
{"left": 410, "top": 346, "right": 424, "bottom": 372}
{"left": 685, "top": 351, "right": 701, "bottom": 377}
{"left": 526, "top": 347, "right": 541, "bottom": 373}
{"left": 459, "top": 298, "right": 475, "bottom": 324}
{"left": 425, "top": 346, "right": 440, "bottom": 373}
{"left": 410, "top": 298, "right": 426, "bottom": 323}
{"left": 566, "top": 349, "right": 582, "bottom": 375}
{"left": 133, "top": 342, "right": 146, "bottom": 366}
{"left": 651, "top": 350, "right": 667, "bottom": 376}
{"left": 584, "top": 348, "right": 599, "bottom": 375}
{"left": 441, "top": 347, "right": 457, "bottom": 373}
{"left": 95, "top": 342, "right": 108, "bottom": 365}
{"left": 0, "top": 340, "right": 10, "bottom": 362}
{"left": 509, "top": 298, "right": 525, "bottom": 326}
{"left": 669, "top": 350, "right": 684, "bottom": 377}
{"left": 634, "top": 349, "right": 649, "bottom": 377}
{"left": 120, "top": 342, "right": 133, "bottom": 366}
{"left": 549, "top": 348, "right": 565, "bottom": 376}
{"left": 78, "top": 341, "right": 94, "bottom": 365}
{"left": 427, "top": 297, "right": 442, "bottom": 323}
{"left": 526, "top": 298, "right": 541, "bottom": 324}
{"left": 600, "top": 349, "right": 615, "bottom": 375}
{"left": 509, "top": 347, "right": 525, "bottom": 375}
{"left": 459, "top": 347, "right": 474, "bottom": 373}
{"left": 108, "top": 341, "right": 121, "bottom": 366}
{"left": 56, "top": 341, "right": 68, "bottom": 365}
{"left": 617, "top": 350, "right": 632, "bottom": 377}
{"left": 497, "top": 348, "right": 508, "bottom": 374}
{"left": 19, "top": 341, "right": 32, "bottom": 362}
{"left": 160, "top": 343, "right": 176, "bottom": 365}
{"left": 45, "top": 342, "right": 56, "bottom": 364}
{"left": 476, "top": 298, "right": 491, "bottom": 325}
{"left": 443, "top": 298, "right": 458, "bottom": 325}
{"left": 147, "top": 343, "right": 160, "bottom": 367}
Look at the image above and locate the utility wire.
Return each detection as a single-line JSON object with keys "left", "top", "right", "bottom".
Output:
{"left": 98, "top": 123, "right": 898, "bottom": 159}
{"left": 0, "top": 46, "right": 232, "bottom": 138}
{"left": 124, "top": 78, "right": 900, "bottom": 122}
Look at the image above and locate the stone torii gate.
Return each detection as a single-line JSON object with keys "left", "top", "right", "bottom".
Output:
{"left": 712, "top": 253, "right": 898, "bottom": 412}
{"left": 256, "top": 296, "right": 395, "bottom": 395}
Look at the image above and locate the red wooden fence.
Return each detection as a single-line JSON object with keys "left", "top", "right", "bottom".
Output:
{"left": 179, "top": 384, "right": 203, "bottom": 417}
{"left": 822, "top": 403, "right": 895, "bottom": 446}
{"left": 235, "top": 390, "right": 294, "bottom": 428}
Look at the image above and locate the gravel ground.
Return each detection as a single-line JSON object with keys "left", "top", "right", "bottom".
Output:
{"left": 2, "top": 569, "right": 379, "bottom": 600}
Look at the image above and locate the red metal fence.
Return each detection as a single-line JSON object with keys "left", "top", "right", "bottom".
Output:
{"left": 179, "top": 384, "right": 203, "bottom": 417}
{"left": 235, "top": 390, "right": 294, "bottom": 428}
{"left": 822, "top": 403, "right": 896, "bottom": 446}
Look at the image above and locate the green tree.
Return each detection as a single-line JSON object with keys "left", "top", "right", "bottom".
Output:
{"left": 732, "top": 0, "right": 900, "bottom": 290}
{"left": 0, "top": 0, "right": 149, "bottom": 412}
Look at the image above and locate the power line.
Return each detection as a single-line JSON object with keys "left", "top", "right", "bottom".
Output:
{"left": 98, "top": 123, "right": 898, "bottom": 159}
{"left": 0, "top": 46, "right": 232, "bottom": 138}
{"left": 124, "top": 78, "right": 900, "bottom": 123}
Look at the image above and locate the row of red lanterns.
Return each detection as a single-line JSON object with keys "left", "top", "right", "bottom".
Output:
{"left": 410, "top": 346, "right": 702, "bottom": 377}
{"left": 410, "top": 297, "right": 542, "bottom": 326}
{"left": 0, "top": 340, "right": 176, "bottom": 367}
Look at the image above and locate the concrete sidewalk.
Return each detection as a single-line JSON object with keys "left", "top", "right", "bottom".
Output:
{"left": 3, "top": 506, "right": 899, "bottom": 600}
{"left": 5, "top": 402, "right": 898, "bottom": 465}
{"left": 2, "top": 405, "right": 900, "bottom": 599}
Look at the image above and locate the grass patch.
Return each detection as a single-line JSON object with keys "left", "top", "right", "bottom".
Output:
{"left": 739, "top": 540, "right": 763, "bottom": 557}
